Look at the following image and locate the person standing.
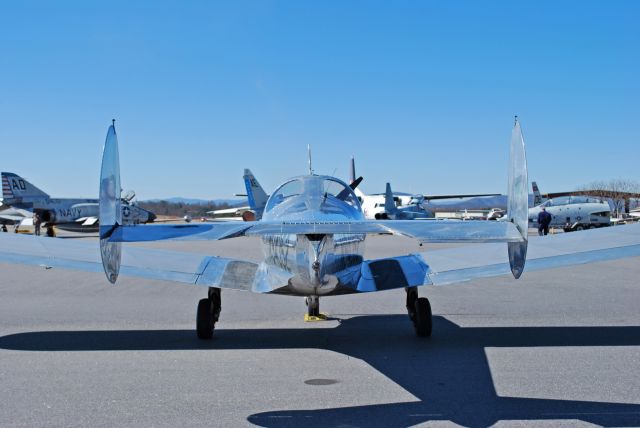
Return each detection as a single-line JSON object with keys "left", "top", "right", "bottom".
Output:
{"left": 33, "top": 212, "right": 42, "bottom": 236}
{"left": 537, "top": 207, "right": 552, "bottom": 236}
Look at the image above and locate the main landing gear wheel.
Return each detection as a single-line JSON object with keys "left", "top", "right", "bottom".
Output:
{"left": 196, "top": 288, "right": 221, "bottom": 340}
{"left": 197, "top": 299, "right": 214, "bottom": 339}
{"left": 414, "top": 297, "right": 432, "bottom": 337}
{"left": 407, "top": 287, "right": 432, "bottom": 337}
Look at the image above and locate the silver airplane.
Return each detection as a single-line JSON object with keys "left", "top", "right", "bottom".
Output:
{"left": 2, "top": 119, "right": 640, "bottom": 340}
{"left": 0, "top": 172, "right": 155, "bottom": 232}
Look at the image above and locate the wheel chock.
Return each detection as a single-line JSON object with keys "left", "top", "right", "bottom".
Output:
{"left": 304, "top": 313, "right": 329, "bottom": 322}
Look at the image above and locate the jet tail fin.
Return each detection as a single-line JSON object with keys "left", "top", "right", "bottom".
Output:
{"left": 99, "top": 122, "right": 122, "bottom": 284}
{"left": 385, "top": 183, "right": 398, "bottom": 215}
{"left": 1, "top": 172, "right": 50, "bottom": 201}
{"left": 243, "top": 169, "right": 268, "bottom": 213}
{"left": 532, "top": 181, "right": 542, "bottom": 206}
{"left": 507, "top": 117, "right": 529, "bottom": 279}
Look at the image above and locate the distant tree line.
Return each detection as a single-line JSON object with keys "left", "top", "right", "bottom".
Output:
{"left": 576, "top": 179, "right": 640, "bottom": 216}
{"left": 137, "top": 200, "right": 237, "bottom": 218}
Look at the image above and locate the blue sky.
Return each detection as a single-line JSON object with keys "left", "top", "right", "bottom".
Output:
{"left": 1, "top": 1, "right": 638, "bottom": 200}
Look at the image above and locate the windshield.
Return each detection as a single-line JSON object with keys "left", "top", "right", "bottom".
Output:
{"left": 265, "top": 176, "right": 361, "bottom": 214}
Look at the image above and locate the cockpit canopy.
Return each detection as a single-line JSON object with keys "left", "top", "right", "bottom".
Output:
{"left": 263, "top": 175, "right": 362, "bottom": 220}
{"left": 540, "top": 195, "right": 604, "bottom": 207}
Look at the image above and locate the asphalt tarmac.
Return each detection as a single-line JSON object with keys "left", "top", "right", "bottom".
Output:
{"left": 1, "top": 233, "right": 639, "bottom": 427}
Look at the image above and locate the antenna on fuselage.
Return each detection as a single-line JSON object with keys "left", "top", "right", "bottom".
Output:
{"left": 350, "top": 156, "right": 356, "bottom": 183}
{"left": 307, "top": 144, "right": 313, "bottom": 175}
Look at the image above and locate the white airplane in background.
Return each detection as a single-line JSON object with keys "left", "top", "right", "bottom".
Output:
{"left": 529, "top": 182, "right": 612, "bottom": 232}
{"left": 348, "top": 158, "right": 415, "bottom": 219}
{"left": 207, "top": 169, "right": 269, "bottom": 221}
{"left": 350, "top": 158, "right": 508, "bottom": 219}
{"left": 1, "top": 118, "right": 639, "bottom": 340}
{"left": 0, "top": 172, "right": 155, "bottom": 232}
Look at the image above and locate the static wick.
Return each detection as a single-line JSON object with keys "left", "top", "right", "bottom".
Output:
{"left": 308, "top": 144, "right": 313, "bottom": 175}
{"left": 514, "top": 115, "right": 518, "bottom": 125}
{"left": 112, "top": 118, "right": 116, "bottom": 127}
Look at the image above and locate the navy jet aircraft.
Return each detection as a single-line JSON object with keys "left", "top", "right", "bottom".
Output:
{"left": 207, "top": 169, "right": 269, "bottom": 221}
{"left": 0, "top": 172, "right": 155, "bottom": 232}
{"left": 377, "top": 183, "right": 434, "bottom": 220}
{"left": 1, "top": 119, "right": 639, "bottom": 340}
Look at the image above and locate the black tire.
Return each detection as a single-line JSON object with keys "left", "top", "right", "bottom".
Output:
{"left": 308, "top": 303, "right": 319, "bottom": 317}
{"left": 575, "top": 225, "right": 584, "bottom": 231}
{"left": 414, "top": 297, "right": 432, "bottom": 337}
{"left": 197, "top": 298, "right": 214, "bottom": 340}
{"left": 406, "top": 287, "right": 418, "bottom": 325}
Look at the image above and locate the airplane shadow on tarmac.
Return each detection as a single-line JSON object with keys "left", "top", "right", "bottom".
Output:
{"left": 1, "top": 315, "right": 640, "bottom": 427}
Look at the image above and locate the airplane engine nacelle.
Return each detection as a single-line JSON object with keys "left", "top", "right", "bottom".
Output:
{"left": 374, "top": 212, "right": 389, "bottom": 220}
{"left": 38, "top": 210, "right": 56, "bottom": 223}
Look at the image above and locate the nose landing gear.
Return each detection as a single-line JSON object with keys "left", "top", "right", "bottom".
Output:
{"left": 304, "top": 295, "right": 327, "bottom": 321}
{"left": 406, "top": 287, "right": 432, "bottom": 337}
{"left": 196, "top": 287, "right": 221, "bottom": 339}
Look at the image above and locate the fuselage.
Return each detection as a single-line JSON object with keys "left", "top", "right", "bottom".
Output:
{"left": 528, "top": 196, "right": 611, "bottom": 230}
{"left": 2, "top": 197, "right": 155, "bottom": 231}
{"left": 259, "top": 175, "right": 366, "bottom": 296}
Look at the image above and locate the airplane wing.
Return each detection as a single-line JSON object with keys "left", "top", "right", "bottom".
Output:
{"left": 424, "top": 193, "right": 501, "bottom": 200}
{"left": 420, "top": 224, "right": 640, "bottom": 285}
{"left": 207, "top": 206, "right": 249, "bottom": 216}
{"left": 0, "top": 233, "right": 257, "bottom": 290}
{"left": 0, "top": 213, "right": 26, "bottom": 223}
{"left": 328, "top": 223, "right": 640, "bottom": 293}
{"left": 2, "top": 224, "right": 638, "bottom": 294}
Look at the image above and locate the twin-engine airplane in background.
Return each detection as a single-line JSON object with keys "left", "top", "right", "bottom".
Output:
{"left": 0, "top": 172, "right": 156, "bottom": 232}
{"left": 1, "top": 119, "right": 639, "bottom": 339}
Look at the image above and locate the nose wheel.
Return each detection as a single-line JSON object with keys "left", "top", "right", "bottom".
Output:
{"left": 304, "top": 295, "right": 327, "bottom": 321}
{"left": 406, "top": 287, "right": 432, "bottom": 337}
{"left": 306, "top": 295, "right": 320, "bottom": 317}
{"left": 196, "top": 287, "right": 221, "bottom": 339}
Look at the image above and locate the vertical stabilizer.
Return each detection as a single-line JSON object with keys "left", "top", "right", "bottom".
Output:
{"left": 243, "top": 169, "right": 268, "bottom": 214}
{"left": 507, "top": 118, "right": 529, "bottom": 279}
{"left": 532, "top": 181, "right": 542, "bottom": 206}
{"left": 385, "top": 183, "right": 398, "bottom": 215}
{"left": 99, "top": 121, "right": 122, "bottom": 284}
{"left": 1, "top": 172, "right": 50, "bottom": 202}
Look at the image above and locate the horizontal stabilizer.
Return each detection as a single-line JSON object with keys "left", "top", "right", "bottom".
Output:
{"left": 104, "top": 219, "right": 524, "bottom": 244}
